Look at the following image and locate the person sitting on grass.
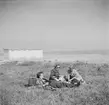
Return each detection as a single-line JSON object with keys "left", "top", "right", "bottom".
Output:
{"left": 36, "top": 71, "right": 49, "bottom": 87}
{"left": 67, "top": 67, "right": 85, "bottom": 85}
{"left": 49, "top": 64, "right": 61, "bottom": 81}
{"left": 49, "top": 64, "right": 71, "bottom": 88}
{"left": 49, "top": 64, "right": 65, "bottom": 88}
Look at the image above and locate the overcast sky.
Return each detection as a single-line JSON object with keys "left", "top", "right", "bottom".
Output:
{"left": 0, "top": 0, "right": 108, "bottom": 51}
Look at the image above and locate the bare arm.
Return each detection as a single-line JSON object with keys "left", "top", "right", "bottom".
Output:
{"left": 53, "top": 76, "right": 59, "bottom": 81}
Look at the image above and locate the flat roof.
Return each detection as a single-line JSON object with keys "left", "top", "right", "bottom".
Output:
{"left": 3, "top": 49, "right": 43, "bottom": 51}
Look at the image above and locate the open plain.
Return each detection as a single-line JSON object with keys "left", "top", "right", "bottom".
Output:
{"left": 0, "top": 55, "right": 109, "bottom": 105}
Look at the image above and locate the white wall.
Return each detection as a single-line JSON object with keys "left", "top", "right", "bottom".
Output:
{"left": 9, "top": 50, "right": 43, "bottom": 61}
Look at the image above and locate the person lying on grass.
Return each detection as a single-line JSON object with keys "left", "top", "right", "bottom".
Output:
{"left": 35, "top": 71, "right": 56, "bottom": 91}
{"left": 36, "top": 71, "right": 49, "bottom": 87}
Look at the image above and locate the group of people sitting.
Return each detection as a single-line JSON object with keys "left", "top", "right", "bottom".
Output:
{"left": 27, "top": 64, "right": 85, "bottom": 89}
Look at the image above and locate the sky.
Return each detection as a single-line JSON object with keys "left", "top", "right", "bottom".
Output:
{"left": 0, "top": 0, "right": 108, "bottom": 51}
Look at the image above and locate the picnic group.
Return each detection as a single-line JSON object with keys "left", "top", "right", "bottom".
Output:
{"left": 26, "top": 64, "right": 86, "bottom": 90}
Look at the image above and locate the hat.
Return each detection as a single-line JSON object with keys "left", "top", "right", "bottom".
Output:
{"left": 57, "top": 65, "right": 60, "bottom": 68}
{"left": 54, "top": 64, "right": 60, "bottom": 68}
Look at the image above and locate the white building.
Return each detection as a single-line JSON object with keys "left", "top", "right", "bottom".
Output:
{"left": 3, "top": 49, "right": 43, "bottom": 61}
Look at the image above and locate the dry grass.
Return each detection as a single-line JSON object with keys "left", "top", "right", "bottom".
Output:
{"left": 0, "top": 61, "right": 109, "bottom": 105}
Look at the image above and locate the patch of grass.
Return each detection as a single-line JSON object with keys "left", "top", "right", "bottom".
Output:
{"left": 0, "top": 61, "right": 109, "bottom": 105}
{"left": 0, "top": 84, "right": 109, "bottom": 105}
{"left": 0, "top": 88, "right": 12, "bottom": 105}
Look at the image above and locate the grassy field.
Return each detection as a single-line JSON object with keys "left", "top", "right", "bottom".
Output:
{"left": 0, "top": 60, "right": 109, "bottom": 105}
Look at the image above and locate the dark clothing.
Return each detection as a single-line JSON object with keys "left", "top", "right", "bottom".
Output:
{"left": 49, "top": 68, "right": 77, "bottom": 88}
{"left": 70, "top": 78, "right": 80, "bottom": 87}
{"left": 43, "top": 78, "right": 50, "bottom": 83}
{"left": 49, "top": 80, "right": 63, "bottom": 88}
{"left": 64, "top": 76, "right": 69, "bottom": 81}
{"left": 49, "top": 80, "right": 71, "bottom": 88}
{"left": 49, "top": 68, "right": 60, "bottom": 81}
{"left": 69, "top": 74, "right": 75, "bottom": 79}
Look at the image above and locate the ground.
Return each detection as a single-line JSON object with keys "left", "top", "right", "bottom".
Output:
{"left": 0, "top": 60, "right": 109, "bottom": 105}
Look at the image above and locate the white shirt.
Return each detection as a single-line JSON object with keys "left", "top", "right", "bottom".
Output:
{"left": 72, "top": 69, "right": 84, "bottom": 82}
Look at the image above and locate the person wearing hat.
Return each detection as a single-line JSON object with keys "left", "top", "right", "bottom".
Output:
{"left": 49, "top": 64, "right": 72, "bottom": 88}
{"left": 49, "top": 64, "right": 61, "bottom": 81}
{"left": 49, "top": 64, "right": 65, "bottom": 88}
